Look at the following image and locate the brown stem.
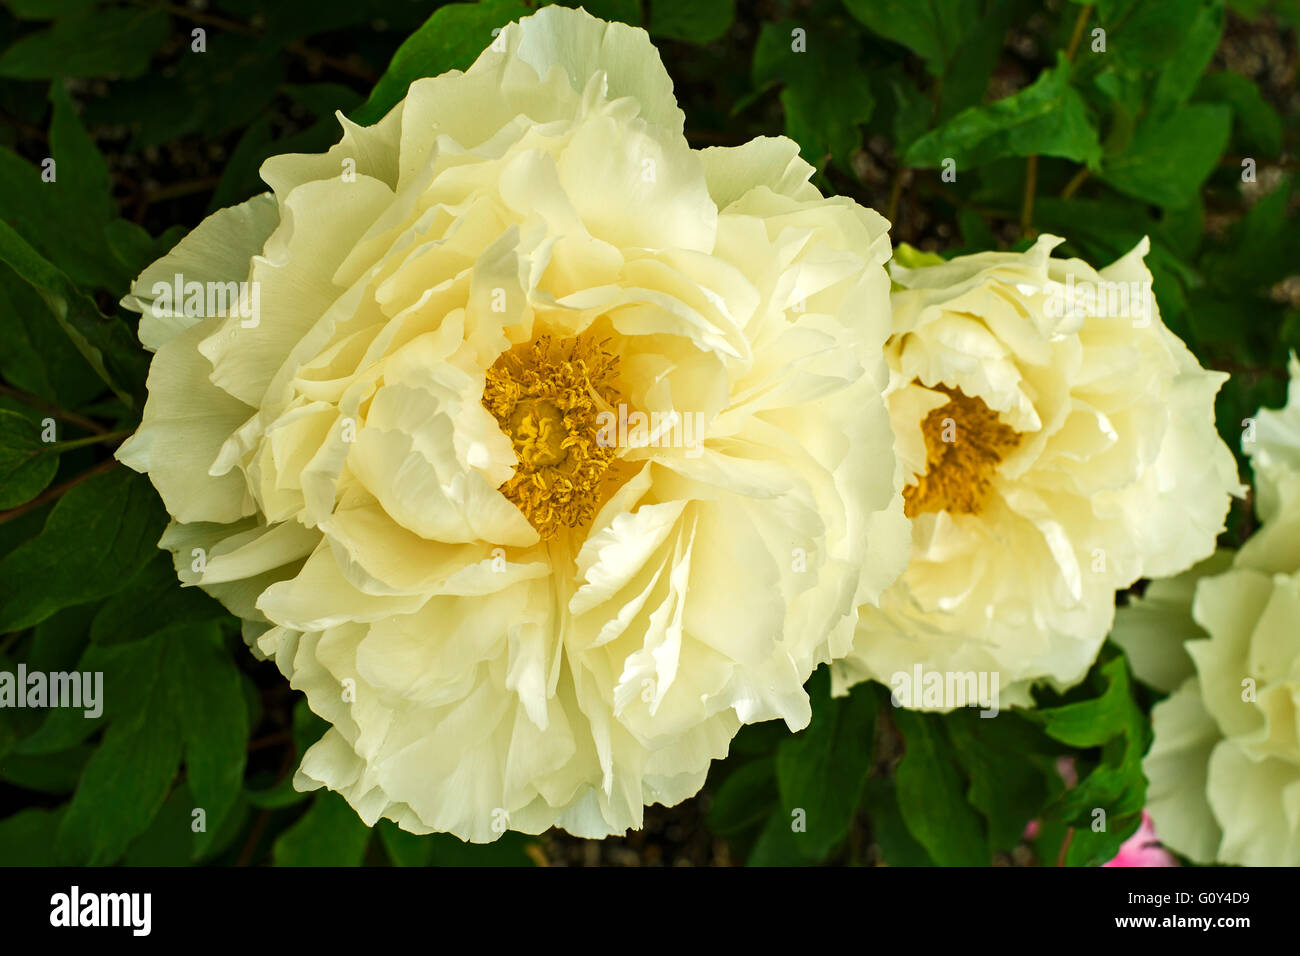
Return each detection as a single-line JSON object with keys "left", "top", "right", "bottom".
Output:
{"left": 237, "top": 721, "right": 298, "bottom": 866}
{"left": 1020, "top": 154, "right": 1038, "bottom": 238}
{"left": 143, "top": 176, "right": 222, "bottom": 205}
{"left": 1212, "top": 359, "right": 1289, "bottom": 379}
{"left": 235, "top": 810, "right": 272, "bottom": 867}
{"left": 524, "top": 843, "right": 551, "bottom": 867}
{"left": 152, "top": 1, "right": 257, "bottom": 35}
{"left": 886, "top": 165, "right": 907, "bottom": 229}
{"left": 0, "top": 385, "right": 109, "bottom": 435}
{"left": 247, "top": 730, "right": 292, "bottom": 753}
{"left": 146, "top": 1, "right": 378, "bottom": 83}
{"left": 42, "top": 429, "right": 132, "bottom": 454}
{"left": 286, "top": 41, "right": 378, "bottom": 85}
{"left": 1054, "top": 6, "right": 1095, "bottom": 209}
{"left": 1060, "top": 167, "right": 1091, "bottom": 199}
{"left": 915, "top": 177, "right": 1007, "bottom": 219}
{"left": 1065, "top": 5, "right": 1093, "bottom": 63}
{"left": 1057, "top": 826, "right": 1075, "bottom": 866}
{"left": 0, "top": 458, "right": 117, "bottom": 525}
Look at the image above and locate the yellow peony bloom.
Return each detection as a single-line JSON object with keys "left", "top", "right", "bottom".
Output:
{"left": 1120, "top": 365, "right": 1300, "bottom": 866}
{"left": 836, "top": 236, "right": 1242, "bottom": 710}
{"left": 115, "top": 6, "right": 909, "bottom": 841}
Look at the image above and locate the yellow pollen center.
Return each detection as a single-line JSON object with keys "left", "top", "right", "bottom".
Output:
{"left": 903, "top": 384, "right": 1021, "bottom": 518}
{"left": 482, "top": 333, "right": 622, "bottom": 539}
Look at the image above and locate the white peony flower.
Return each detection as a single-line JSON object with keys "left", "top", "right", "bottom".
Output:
{"left": 1120, "top": 368, "right": 1300, "bottom": 866}
{"left": 115, "top": 6, "right": 908, "bottom": 841}
{"left": 834, "top": 236, "right": 1242, "bottom": 710}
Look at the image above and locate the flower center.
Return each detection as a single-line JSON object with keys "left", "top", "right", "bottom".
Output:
{"left": 482, "top": 333, "right": 622, "bottom": 539}
{"left": 903, "top": 384, "right": 1020, "bottom": 518}
{"left": 508, "top": 399, "right": 568, "bottom": 468}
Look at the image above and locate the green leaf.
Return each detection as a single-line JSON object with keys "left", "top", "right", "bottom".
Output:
{"left": 103, "top": 220, "right": 163, "bottom": 283}
{"left": 843, "top": 0, "right": 979, "bottom": 75}
{"left": 1200, "top": 177, "right": 1298, "bottom": 292}
{"left": 1194, "top": 71, "right": 1284, "bottom": 157}
{"left": 47, "top": 81, "right": 111, "bottom": 224}
{"left": 0, "top": 6, "right": 169, "bottom": 79}
{"left": 246, "top": 775, "right": 312, "bottom": 809}
{"left": 904, "top": 57, "right": 1101, "bottom": 170}
{"left": 1150, "top": 1, "right": 1224, "bottom": 114}
{"left": 351, "top": 0, "right": 530, "bottom": 126}
{"left": 164, "top": 621, "right": 249, "bottom": 855}
{"left": 0, "top": 148, "right": 126, "bottom": 291}
{"left": 884, "top": 70, "right": 933, "bottom": 153}
{"left": 863, "top": 778, "right": 934, "bottom": 866}
{"left": 1100, "top": 104, "right": 1231, "bottom": 209}
{"left": 0, "top": 744, "right": 92, "bottom": 794}
{"left": 1108, "top": 0, "right": 1203, "bottom": 67}
{"left": 0, "top": 220, "right": 147, "bottom": 405}
{"left": 0, "top": 807, "right": 64, "bottom": 865}
{"left": 84, "top": 32, "right": 286, "bottom": 151}
{"left": 26, "top": 601, "right": 94, "bottom": 673}
{"left": 197, "top": 794, "right": 252, "bottom": 862}
{"left": 1065, "top": 806, "right": 1143, "bottom": 866}
{"left": 90, "top": 552, "right": 229, "bottom": 647}
{"left": 893, "top": 709, "right": 990, "bottom": 865}
{"left": 1034, "top": 682, "right": 1132, "bottom": 748}
{"left": 377, "top": 819, "right": 437, "bottom": 867}
{"left": 385, "top": 828, "right": 538, "bottom": 866}
{"left": 752, "top": 22, "right": 875, "bottom": 169}
{"left": 0, "top": 408, "right": 57, "bottom": 508}
{"left": 945, "top": 710, "right": 1062, "bottom": 851}
{"left": 746, "top": 804, "right": 813, "bottom": 866}
{"left": 893, "top": 243, "right": 947, "bottom": 269}
{"left": 274, "top": 790, "right": 372, "bottom": 866}
{"left": 54, "top": 646, "right": 183, "bottom": 865}
{"left": 1026, "top": 651, "right": 1152, "bottom": 866}
{"left": 725, "top": 717, "right": 791, "bottom": 757}
{"left": 0, "top": 262, "right": 101, "bottom": 407}
{"left": 0, "top": 466, "right": 165, "bottom": 632}
{"left": 935, "top": 0, "right": 1031, "bottom": 120}
{"left": 15, "top": 638, "right": 147, "bottom": 757}
{"left": 46, "top": 620, "right": 254, "bottom": 864}
{"left": 706, "top": 758, "right": 778, "bottom": 836}
{"left": 0, "top": 506, "right": 46, "bottom": 565}
{"left": 956, "top": 207, "right": 998, "bottom": 252}
{"left": 431, "top": 832, "right": 535, "bottom": 865}
{"left": 773, "top": 672, "right": 877, "bottom": 862}
{"left": 649, "top": 0, "right": 733, "bottom": 44}
{"left": 121, "top": 782, "right": 200, "bottom": 866}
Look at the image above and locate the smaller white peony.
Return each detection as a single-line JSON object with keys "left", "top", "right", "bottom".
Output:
{"left": 836, "top": 236, "right": 1243, "bottom": 710}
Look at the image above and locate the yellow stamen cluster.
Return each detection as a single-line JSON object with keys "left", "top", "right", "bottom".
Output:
{"left": 482, "top": 333, "right": 622, "bottom": 539}
{"left": 903, "top": 384, "right": 1021, "bottom": 518}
